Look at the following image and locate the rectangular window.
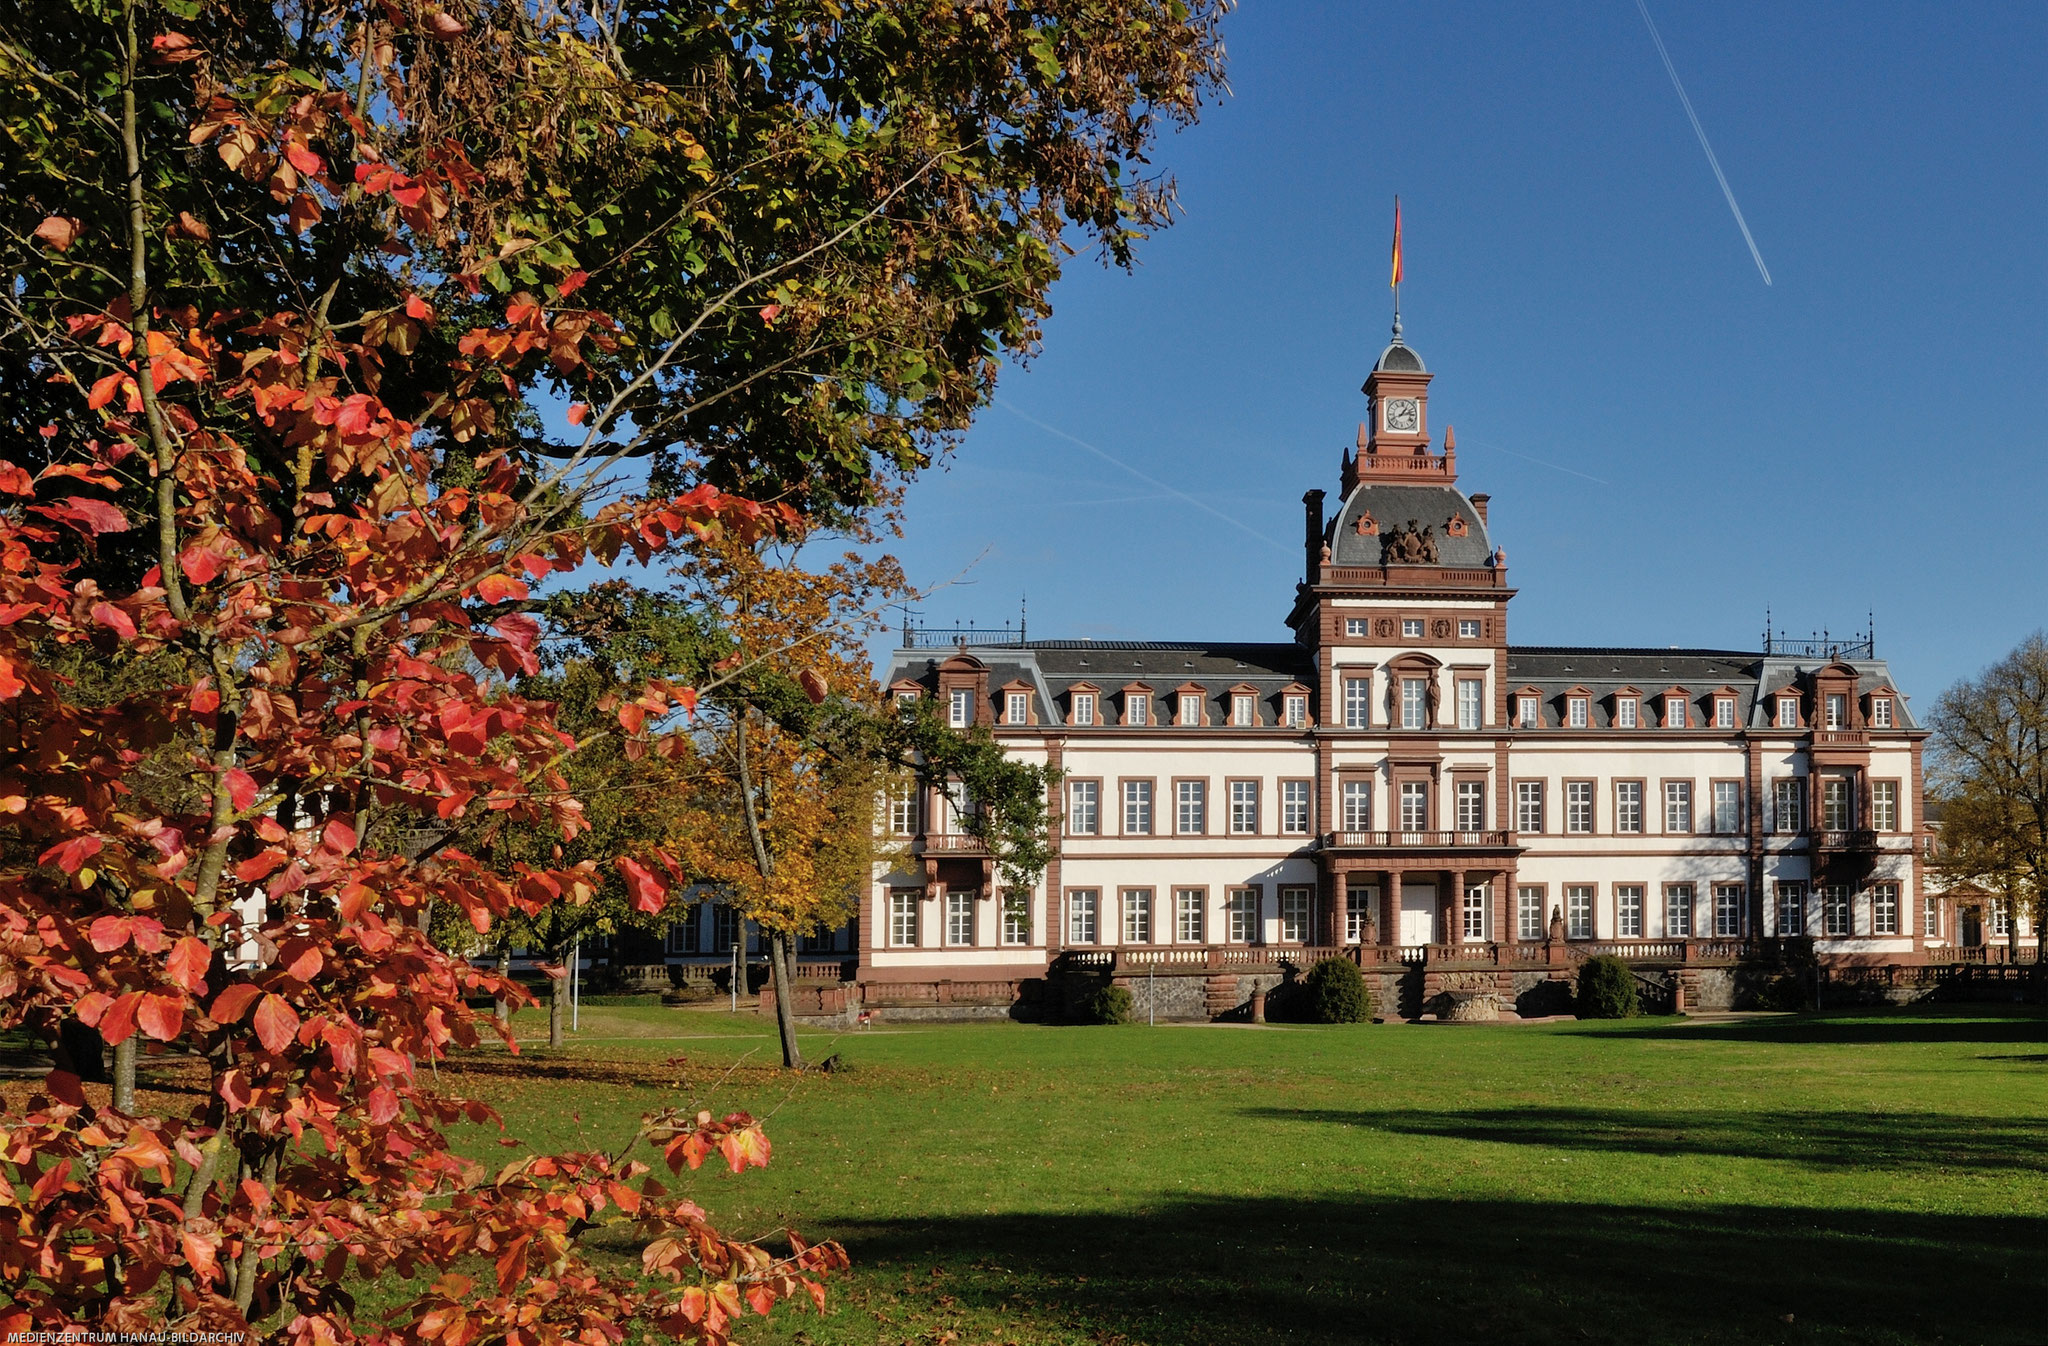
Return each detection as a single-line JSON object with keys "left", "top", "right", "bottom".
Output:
{"left": 1713, "top": 884, "right": 1743, "bottom": 937}
{"left": 1991, "top": 902, "right": 2010, "bottom": 938}
{"left": 1666, "top": 696, "right": 1687, "bottom": 730}
{"left": 1399, "top": 781, "right": 1430, "bottom": 832}
{"left": 1229, "top": 780, "right": 1260, "bottom": 835}
{"left": 1566, "top": 885, "right": 1594, "bottom": 939}
{"left": 1517, "top": 695, "right": 1540, "bottom": 728}
{"left": 1617, "top": 885, "right": 1644, "bottom": 938}
{"left": 1871, "top": 697, "right": 1893, "bottom": 729}
{"left": 1341, "top": 779, "right": 1373, "bottom": 832}
{"left": 1459, "top": 619, "right": 1481, "bottom": 639}
{"left": 1664, "top": 781, "right": 1692, "bottom": 833}
{"left": 1126, "top": 692, "right": 1149, "bottom": 726}
{"left": 889, "top": 780, "right": 918, "bottom": 837}
{"left": 1226, "top": 888, "right": 1259, "bottom": 944}
{"left": 1232, "top": 693, "right": 1256, "bottom": 726}
{"left": 1457, "top": 679, "right": 1483, "bottom": 730}
{"left": 1923, "top": 896, "right": 1939, "bottom": 938}
{"left": 1777, "top": 697, "right": 1799, "bottom": 728}
{"left": 1666, "top": 884, "right": 1695, "bottom": 938}
{"left": 1517, "top": 886, "right": 1545, "bottom": 941}
{"left": 1344, "top": 676, "right": 1372, "bottom": 729}
{"left": 1072, "top": 692, "right": 1096, "bottom": 726}
{"left": 1823, "top": 885, "right": 1852, "bottom": 937}
{"left": 948, "top": 688, "right": 972, "bottom": 728}
{"left": 1002, "top": 889, "right": 1031, "bottom": 945}
{"left": 1006, "top": 691, "right": 1029, "bottom": 724}
{"left": 947, "top": 890, "right": 975, "bottom": 946}
{"left": 894, "top": 690, "right": 919, "bottom": 718}
{"left": 1712, "top": 781, "right": 1741, "bottom": 835}
{"left": 1179, "top": 692, "right": 1203, "bottom": 726}
{"left": 1872, "top": 883, "right": 1899, "bottom": 936}
{"left": 1284, "top": 695, "right": 1308, "bottom": 728}
{"left": 1517, "top": 781, "right": 1545, "bottom": 834}
{"left": 1346, "top": 883, "right": 1375, "bottom": 943}
{"left": 1123, "top": 780, "right": 1153, "bottom": 835}
{"left": 1122, "top": 889, "right": 1153, "bottom": 944}
{"left": 1462, "top": 885, "right": 1489, "bottom": 941}
{"left": 1825, "top": 693, "right": 1846, "bottom": 730}
{"left": 1455, "top": 781, "right": 1486, "bottom": 831}
{"left": 1617, "top": 697, "right": 1638, "bottom": 729}
{"left": 1821, "top": 777, "right": 1852, "bottom": 831}
{"left": 713, "top": 904, "right": 740, "bottom": 953}
{"left": 1068, "top": 780, "right": 1100, "bottom": 835}
{"left": 1776, "top": 883, "right": 1804, "bottom": 937}
{"left": 1280, "top": 887, "right": 1313, "bottom": 943}
{"left": 1568, "top": 697, "right": 1589, "bottom": 728}
{"left": 1872, "top": 781, "right": 1898, "bottom": 831}
{"left": 889, "top": 891, "right": 920, "bottom": 947}
{"left": 1344, "top": 616, "right": 1369, "bottom": 637}
{"left": 1281, "top": 780, "right": 1312, "bottom": 835}
{"left": 1616, "top": 781, "right": 1643, "bottom": 834}
{"left": 1067, "top": 890, "right": 1098, "bottom": 945}
{"left": 1401, "top": 678, "right": 1428, "bottom": 730}
{"left": 1566, "top": 781, "right": 1593, "bottom": 834}
{"left": 1174, "top": 889, "right": 1204, "bottom": 943}
{"left": 1715, "top": 697, "right": 1736, "bottom": 729}
{"left": 1402, "top": 618, "right": 1424, "bottom": 638}
{"left": 1774, "top": 778, "right": 1804, "bottom": 834}
{"left": 943, "top": 780, "right": 973, "bottom": 832}
{"left": 1176, "top": 779, "right": 1207, "bottom": 835}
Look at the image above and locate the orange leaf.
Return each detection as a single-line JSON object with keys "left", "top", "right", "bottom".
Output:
{"left": 252, "top": 993, "right": 300, "bottom": 1053}
{"left": 99, "top": 991, "right": 141, "bottom": 1046}
{"left": 209, "top": 983, "right": 262, "bottom": 1023}
{"left": 91, "top": 602, "right": 135, "bottom": 638}
{"left": 286, "top": 944, "right": 322, "bottom": 982}
{"left": 167, "top": 936, "right": 211, "bottom": 993}
{"left": 619, "top": 856, "right": 665, "bottom": 914}
{"left": 137, "top": 991, "right": 184, "bottom": 1042}
{"left": 565, "top": 402, "right": 589, "bottom": 426}
{"left": 179, "top": 542, "right": 223, "bottom": 585}
{"left": 475, "top": 573, "right": 528, "bottom": 603}
{"left": 33, "top": 216, "right": 80, "bottom": 251}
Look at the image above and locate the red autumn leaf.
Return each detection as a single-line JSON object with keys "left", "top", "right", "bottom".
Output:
{"left": 181, "top": 1229, "right": 223, "bottom": 1285}
{"left": 285, "top": 142, "right": 325, "bottom": 176}
{"left": 190, "top": 682, "right": 220, "bottom": 713}
{"left": 179, "top": 542, "right": 223, "bottom": 585}
{"left": 137, "top": 992, "right": 184, "bottom": 1041}
{"left": 287, "top": 192, "right": 321, "bottom": 234}
{"left": 166, "top": 936, "right": 211, "bottom": 993}
{"left": 33, "top": 216, "right": 80, "bottom": 251}
{"left": 252, "top": 993, "right": 300, "bottom": 1053}
{"left": 557, "top": 269, "right": 589, "bottom": 296}
{"left": 618, "top": 856, "right": 665, "bottom": 914}
{"left": 759, "top": 303, "right": 782, "bottom": 323}
{"left": 475, "top": 572, "right": 528, "bottom": 603}
{"left": 566, "top": 402, "right": 589, "bottom": 426}
{"left": 170, "top": 210, "right": 212, "bottom": 242}
{"left": 223, "top": 768, "right": 258, "bottom": 811}
{"left": 88, "top": 915, "right": 131, "bottom": 951}
{"left": 366, "top": 1085, "right": 400, "bottom": 1125}
{"left": 98, "top": 992, "right": 141, "bottom": 1046}
{"left": 0, "top": 464, "right": 34, "bottom": 495}
{"left": 425, "top": 9, "right": 469, "bottom": 37}
{"left": 285, "top": 944, "right": 322, "bottom": 982}
{"left": 322, "top": 817, "right": 358, "bottom": 853}
{"left": 335, "top": 393, "right": 381, "bottom": 437}
{"left": 676, "top": 685, "right": 700, "bottom": 717}
{"left": 799, "top": 668, "right": 828, "bottom": 704}
{"left": 56, "top": 497, "right": 129, "bottom": 533}
{"left": 150, "top": 32, "right": 204, "bottom": 63}
{"left": 209, "top": 983, "right": 262, "bottom": 1024}
{"left": 405, "top": 294, "right": 435, "bottom": 320}
{"left": 91, "top": 602, "right": 136, "bottom": 638}
{"left": 42, "top": 835, "right": 102, "bottom": 874}
{"left": 86, "top": 373, "right": 126, "bottom": 409}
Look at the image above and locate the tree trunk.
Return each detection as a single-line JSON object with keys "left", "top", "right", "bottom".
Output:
{"left": 112, "top": 1036, "right": 137, "bottom": 1112}
{"left": 549, "top": 959, "right": 567, "bottom": 1049}
{"left": 768, "top": 929, "right": 804, "bottom": 1071}
{"left": 2008, "top": 891, "right": 2021, "bottom": 963}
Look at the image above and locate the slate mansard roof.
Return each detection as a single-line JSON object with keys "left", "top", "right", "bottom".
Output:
{"left": 1506, "top": 648, "right": 1920, "bottom": 730}
{"left": 1328, "top": 482, "right": 1495, "bottom": 568}
{"left": 885, "top": 640, "right": 1313, "bottom": 720}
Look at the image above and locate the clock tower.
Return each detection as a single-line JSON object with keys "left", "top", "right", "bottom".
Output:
{"left": 1360, "top": 321, "right": 1433, "bottom": 461}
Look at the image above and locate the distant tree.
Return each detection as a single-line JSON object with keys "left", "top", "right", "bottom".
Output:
{"left": 1929, "top": 633, "right": 2048, "bottom": 961}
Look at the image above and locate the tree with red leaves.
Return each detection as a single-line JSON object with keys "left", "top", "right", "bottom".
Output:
{"left": 0, "top": 0, "right": 1225, "bottom": 1339}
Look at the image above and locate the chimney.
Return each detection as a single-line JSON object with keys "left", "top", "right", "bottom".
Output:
{"left": 1303, "top": 489, "right": 1326, "bottom": 581}
{"left": 1471, "top": 492, "right": 1490, "bottom": 526}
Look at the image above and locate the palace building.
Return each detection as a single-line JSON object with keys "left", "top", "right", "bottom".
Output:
{"left": 856, "top": 324, "right": 1959, "bottom": 1017}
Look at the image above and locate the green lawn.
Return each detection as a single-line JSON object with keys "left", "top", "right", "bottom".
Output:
{"left": 455, "top": 1005, "right": 2048, "bottom": 1346}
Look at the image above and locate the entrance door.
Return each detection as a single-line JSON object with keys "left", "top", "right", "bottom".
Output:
{"left": 1400, "top": 883, "right": 1438, "bottom": 946}
{"left": 1960, "top": 908, "right": 1983, "bottom": 947}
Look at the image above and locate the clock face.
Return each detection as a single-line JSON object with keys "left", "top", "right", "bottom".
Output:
{"left": 1384, "top": 398, "right": 1420, "bottom": 433}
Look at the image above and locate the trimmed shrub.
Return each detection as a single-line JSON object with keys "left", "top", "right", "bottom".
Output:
{"left": 1304, "top": 957, "right": 1374, "bottom": 1024}
{"left": 1575, "top": 955, "right": 1640, "bottom": 1019}
{"left": 1086, "top": 984, "right": 1134, "bottom": 1025}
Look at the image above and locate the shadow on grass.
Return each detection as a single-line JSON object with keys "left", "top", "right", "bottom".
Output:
{"left": 1587, "top": 1009, "right": 2048, "bottom": 1048}
{"left": 1241, "top": 1104, "right": 2048, "bottom": 1175}
{"left": 829, "top": 1195, "right": 2040, "bottom": 1346}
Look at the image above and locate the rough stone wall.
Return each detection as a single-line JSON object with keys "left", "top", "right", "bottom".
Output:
{"left": 1116, "top": 972, "right": 1209, "bottom": 1022}
{"left": 868, "top": 1003, "right": 1021, "bottom": 1023}
{"left": 1511, "top": 970, "right": 1574, "bottom": 1018}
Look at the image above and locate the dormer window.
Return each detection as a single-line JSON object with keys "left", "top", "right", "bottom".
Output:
{"left": 1344, "top": 617, "right": 1368, "bottom": 637}
{"left": 1616, "top": 697, "right": 1638, "bottom": 729}
{"left": 1005, "top": 691, "right": 1030, "bottom": 725}
{"left": 1517, "top": 695, "right": 1539, "bottom": 728}
{"left": 1402, "top": 618, "right": 1424, "bottom": 639}
{"left": 1665, "top": 696, "right": 1687, "bottom": 730}
{"left": 1871, "top": 696, "right": 1893, "bottom": 729}
{"left": 1231, "top": 693, "right": 1256, "bottom": 727}
{"left": 894, "top": 690, "right": 919, "bottom": 721}
{"left": 1568, "top": 697, "right": 1589, "bottom": 728}
{"left": 1126, "top": 693, "right": 1150, "bottom": 726}
{"left": 948, "top": 688, "right": 972, "bottom": 728}
{"left": 1824, "top": 693, "right": 1846, "bottom": 730}
{"left": 1072, "top": 692, "right": 1096, "bottom": 726}
{"left": 1283, "top": 694, "right": 1308, "bottom": 728}
{"left": 1776, "top": 695, "right": 1799, "bottom": 729}
{"left": 1715, "top": 697, "right": 1736, "bottom": 729}
{"left": 1178, "top": 692, "right": 1204, "bottom": 726}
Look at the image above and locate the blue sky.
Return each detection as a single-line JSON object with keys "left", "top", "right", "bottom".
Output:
{"left": 878, "top": 1, "right": 2046, "bottom": 706}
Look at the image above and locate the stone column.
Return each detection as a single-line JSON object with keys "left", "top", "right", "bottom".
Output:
{"left": 1450, "top": 868, "right": 1468, "bottom": 947}
{"left": 1384, "top": 870, "right": 1403, "bottom": 946}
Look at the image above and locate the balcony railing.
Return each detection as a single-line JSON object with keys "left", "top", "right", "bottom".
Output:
{"left": 1813, "top": 730, "right": 1870, "bottom": 747}
{"left": 1323, "top": 829, "right": 1516, "bottom": 850}
{"left": 915, "top": 832, "right": 989, "bottom": 854}
{"left": 1813, "top": 829, "right": 1879, "bottom": 852}
{"left": 1324, "top": 566, "right": 1504, "bottom": 587}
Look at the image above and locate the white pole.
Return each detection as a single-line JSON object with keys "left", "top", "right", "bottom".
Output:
{"left": 570, "top": 937, "right": 580, "bottom": 1032}
{"left": 730, "top": 941, "right": 739, "bottom": 1013}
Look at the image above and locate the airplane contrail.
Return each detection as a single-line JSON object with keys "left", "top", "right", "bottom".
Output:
{"left": 1635, "top": 0, "right": 1773, "bottom": 286}
{"left": 993, "top": 397, "right": 1293, "bottom": 554}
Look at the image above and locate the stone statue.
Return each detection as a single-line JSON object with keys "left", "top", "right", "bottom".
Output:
{"left": 1380, "top": 519, "right": 1440, "bottom": 565}
{"left": 1548, "top": 905, "right": 1566, "bottom": 943}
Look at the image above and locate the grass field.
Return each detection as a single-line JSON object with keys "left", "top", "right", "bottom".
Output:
{"left": 449, "top": 1005, "right": 2047, "bottom": 1346}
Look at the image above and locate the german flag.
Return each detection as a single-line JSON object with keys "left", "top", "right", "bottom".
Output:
{"left": 1390, "top": 196, "right": 1403, "bottom": 289}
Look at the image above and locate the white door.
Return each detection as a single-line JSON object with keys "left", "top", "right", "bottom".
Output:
{"left": 1400, "top": 884, "right": 1438, "bottom": 945}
